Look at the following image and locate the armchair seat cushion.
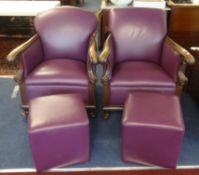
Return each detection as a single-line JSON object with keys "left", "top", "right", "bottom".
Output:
{"left": 111, "top": 62, "right": 175, "bottom": 88}
{"left": 25, "top": 59, "right": 88, "bottom": 86}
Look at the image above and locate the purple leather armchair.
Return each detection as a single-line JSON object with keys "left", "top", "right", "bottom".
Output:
{"left": 7, "top": 7, "right": 97, "bottom": 114}
{"left": 99, "top": 8, "right": 194, "bottom": 116}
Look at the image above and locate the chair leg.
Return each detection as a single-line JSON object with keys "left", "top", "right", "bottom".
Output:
{"left": 88, "top": 80, "right": 97, "bottom": 117}
{"left": 103, "top": 81, "right": 111, "bottom": 119}
{"left": 176, "top": 74, "right": 188, "bottom": 96}
{"left": 176, "top": 84, "right": 183, "bottom": 96}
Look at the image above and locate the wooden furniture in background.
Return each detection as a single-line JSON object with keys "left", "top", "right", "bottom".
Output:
{"left": 0, "top": 1, "right": 60, "bottom": 37}
{"left": 0, "top": 38, "right": 25, "bottom": 75}
{"left": 0, "top": 1, "right": 60, "bottom": 75}
{"left": 168, "top": 2, "right": 199, "bottom": 103}
{"left": 168, "top": 3, "right": 199, "bottom": 33}
{"left": 60, "top": 0, "right": 84, "bottom": 6}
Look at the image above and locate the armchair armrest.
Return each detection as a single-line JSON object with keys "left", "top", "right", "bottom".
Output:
{"left": 7, "top": 34, "right": 44, "bottom": 78}
{"left": 99, "top": 34, "right": 114, "bottom": 82}
{"left": 88, "top": 35, "right": 98, "bottom": 64}
{"left": 162, "top": 37, "right": 195, "bottom": 95}
{"left": 161, "top": 37, "right": 195, "bottom": 82}
{"left": 87, "top": 35, "right": 98, "bottom": 83}
{"left": 165, "top": 37, "right": 195, "bottom": 65}
{"left": 7, "top": 35, "right": 38, "bottom": 62}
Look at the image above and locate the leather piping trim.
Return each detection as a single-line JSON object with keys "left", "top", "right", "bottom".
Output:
{"left": 87, "top": 33, "right": 97, "bottom": 107}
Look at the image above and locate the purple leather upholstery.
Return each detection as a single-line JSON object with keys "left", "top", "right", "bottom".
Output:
{"left": 105, "top": 8, "right": 181, "bottom": 106}
{"left": 25, "top": 84, "right": 88, "bottom": 103}
{"left": 24, "top": 59, "right": 89, "bottom": 102}
{"left": 105, "top": 35, "right": 115, "bottom": 79}
{"left": 111, "top": 62, "right": 175, "bottom": 87}
{"left": 28, "top": 94, "right": 89, "bottom": 171}
{"left": 122, "top": 91, "right": 184, "bottom": 168}
{"left": 110, "top": 62, "right": 176, "bottom": 105}
{"left": 109, "top": 8, "right": 166, "bottom": 64}
{"left": 34, "top": 7, "right": 97, "bottom": 61}
{"left": 18, "top": 7, "right": 97, "bottom": 106}
{"left": 161, "top": 41, "right": 182, "bottom": 82}
{"left": 21, "top": 38, "right": 43, "bottom": 77}
{"left": 25, "top": 59, "right": 88, "bottom": 86}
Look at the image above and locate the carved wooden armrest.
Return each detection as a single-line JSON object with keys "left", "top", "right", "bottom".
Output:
{"left": 99, "top": 34, "right": 111, "bottom": 64}
{"left": 87, "top": 61, "right": 97, "bottom": 84}
{"left": 7, "top": 34, "right": 38, "bottom": 62}
{"left": 88, "top": 35, "right": 98, "bottom": 64}
{"left": 14, "top": 69, "right": 24, "bottom": 84}
{"left": 99, "top": 34, "right": 113, "bottom": 82}
{"left": 87, "top": 35, "right": 98, "bottom": 83}
{"left": 102, "top": 60, "right": 112, "bottom": 83}
{"left": 166, "top": 37, "right": 195, "bottom": 65}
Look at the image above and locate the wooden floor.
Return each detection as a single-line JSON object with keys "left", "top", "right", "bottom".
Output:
{"left": 1, "top": 169, "right": 199, "bottom": 175}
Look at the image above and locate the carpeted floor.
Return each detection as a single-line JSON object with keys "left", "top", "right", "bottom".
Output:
{"left": 1, "top": 0, "right": 199, "bottom": 173}
{"left": 0, "top": 77, "right": 199, "bottom": 171}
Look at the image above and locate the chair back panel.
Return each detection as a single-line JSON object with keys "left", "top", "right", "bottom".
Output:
{"left": 109, "top": 8, "right": 167, "bottom": 64}
{"left": 34, "top": 7, "right": 97, "bottom": 61}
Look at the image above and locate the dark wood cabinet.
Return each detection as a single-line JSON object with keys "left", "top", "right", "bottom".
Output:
{"left": 168, "top": 5, "right": 199, "bottom": 33}
{"left": 168, "top": 3, "right": 199, "bottom": 103}
{"left": 60, "top": 0, "right": 84, "bottom": 5}
{"left": 0, "top": 17, "right": 33, "bottom": 38}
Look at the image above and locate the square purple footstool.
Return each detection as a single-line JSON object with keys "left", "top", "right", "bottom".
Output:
{"left": 122, "top": 91, "right": 185, "bottom": 168}
{"left": 28, "top": 94, "right": 89, "bottom": 171}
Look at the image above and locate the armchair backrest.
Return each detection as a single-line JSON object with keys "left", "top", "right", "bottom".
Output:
{"left": 34, "top": 7, "right": 97, "bottom": 61}
{"left": 109, "top": 8, "right": 167, "bottom": 64}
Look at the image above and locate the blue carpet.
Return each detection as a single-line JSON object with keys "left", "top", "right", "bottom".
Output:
{"left": 0, "top": 77, "right": 199, "bottom": 170}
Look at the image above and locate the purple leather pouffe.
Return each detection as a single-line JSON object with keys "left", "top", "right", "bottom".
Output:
{"left": 28, "top": 94, "right": 89, "bottom": 171}
{"left": 122, "top": 91, "right": 184, "bottom": 168}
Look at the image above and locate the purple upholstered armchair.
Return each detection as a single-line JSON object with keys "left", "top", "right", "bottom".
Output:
{"left": 7, "top": 7, "right": 97, "bottom": 114}
{"left": 99, "top": 8, "right": 194, "bottom": 117}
